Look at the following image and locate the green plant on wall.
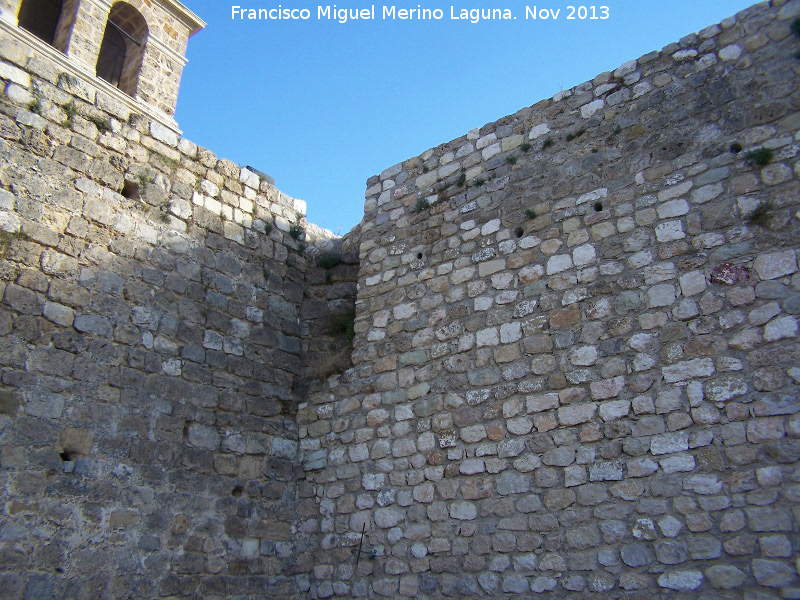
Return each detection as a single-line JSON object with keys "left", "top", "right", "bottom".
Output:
{"left": 158, "top": 200, "right": 172, "bottom": 223}
{"left": 27, "top": 96, "right": 43, "bottom": 115}
{"left": 524, "top": 208, "right": 537, "bottom": 220}
{"left": 542, "top": 137, "right": 554, "bottom": 149}
{"left": 318, "top": 252, "right": 342, "bottom": 270}
{"left": 413, "top": 198, "right": 430, "bottom": 213}
{"left": 566, "top": 128, "right": 586, "bottom": 142}
{"left": 61, "top": 102, "right": 77, "bottom": 128}
{"left": 745, "top": 147, "right": 774, "bottom": 166}
{"left": 289, "top": 223, "right": 304, "bottom": 240}
{"left": 746, "top": 201, "right": 773, "bottom": 227}
{"left": 88, "top": 114, "right": 111, "bottom": 133}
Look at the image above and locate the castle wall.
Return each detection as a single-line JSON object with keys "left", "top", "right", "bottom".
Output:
{"left": 300, "top": 2, "right": 800, "bottom": 598}
{"left": 0, "top": 30, "right": 315, "bottom": 599}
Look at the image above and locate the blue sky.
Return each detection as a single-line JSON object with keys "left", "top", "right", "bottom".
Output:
{"left": 176, "top": 1, "right": 756, "bottom": 235}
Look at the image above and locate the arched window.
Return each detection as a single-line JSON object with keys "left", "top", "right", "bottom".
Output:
{"left": 95, "top": 2, "right": 148, "bottom": 97}
{"left": 18, "top": 0, "right": 63, "bottom": 45}
{"left": 96, "top": 25, "right": 126, "bottom": 88}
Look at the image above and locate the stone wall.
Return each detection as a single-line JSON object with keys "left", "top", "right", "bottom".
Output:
{"left": 0, "top": 29, "right": 320, "bottom": 598}
{"left": 3, "top": 0, "right": 800, "bottom": 599}
{"left": 300, "top": 1, "right": 800, "bottom": 599}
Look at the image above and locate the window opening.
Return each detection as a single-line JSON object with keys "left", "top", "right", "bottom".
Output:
{"left": 96, "top": 25, "right": 126, "bottom": 88}
{"left": 18, "top": 0, "right": 63, "bottom": 45}
{"left": 95, "top": 2, "right": 148, "bottom": 97}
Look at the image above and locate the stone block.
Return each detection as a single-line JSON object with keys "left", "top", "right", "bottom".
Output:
{"left": 558, "top": 403, "right": 597, "bottom": 426}
{"left": 754, "top": 251, "right": 797, "bottom": 280}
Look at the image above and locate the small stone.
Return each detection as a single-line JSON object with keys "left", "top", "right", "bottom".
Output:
{"left": 633, "top": 518, "right": 657, "bottom": 541}
{"left": 679, "top": 270, "right": 707, "bottom": 297}
{"left": 43, "top": 301, "right": 74, "bottom": 326}
{"left": 754, "top": 251, "right": 797, "bottom": 281}
{"left": 657, "top": 571, "right": 703, "bottom": 591}
{"left": 590, "top": 376, "right": 624, "bottom": 400}
{"left": 187, "top": 423, "right": 220, "bottom": 450}
{"left": 599, "top": 399, "right": 630, "bottom": 422}
{"left": 651, "top": 432, "right": 689, "bottom": 455}
{"left": 655, "top": 540, "right": 689, "bottom": 565}
{"left": 558, "top": 403, "right": 597, "bottom": 426}
{"left": 375, "top": 507, "right": 404, "bottom": 528}
{"left": 746, "top": 507, "right": 792, "bottom": 532}
{"left": 705, "top": 565, "right": 746, "bottom": 589}
{"left": 764, "top": 315, "right": 798, "bottom": 342}
{"left": 759, "top": 534, "right": 793, "bottom": 558}
{"left": 449, "top": 501, "right": 477, "bottom": 521}
{"left": 752, "top": 559, "right": 798, "bottom": 587}
{"left": 711, "top": 263, "right": 751, "bottom": 285}
{"left": 501, "top": 574, "right": 529, "bottom": 593}
{"left": 73, "top": 314, "right": 113, "bottom": 338}
{"left": 621, "top": 543, "right": 653, "bottom": 567}
{"left": 662, "top": 358, "right": 715, "bottom": 383}
{"left": 546, "top": 254, "right": 573, "bottom": 275}
{"left": 655, "top": 221, "right": 685, "bottom": 242}
{"left": 646, "top": 284, "right": 676, "bottom": 307}
{"left": 658, "top": 515, "right": 682, "bottom": 538}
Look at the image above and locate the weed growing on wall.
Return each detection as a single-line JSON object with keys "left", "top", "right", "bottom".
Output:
{"left": 566, "top": 128, "right": 586, "bottom": 142}
{"left": 27, "top": 97, "right": 42, "bottom": 115}
{"left": 318, "top": 252, "right": 342, "bottom": 269}
{"left": 88, "top": 114, "right": 111, "bottom": 133}
{"left": 745, "top": 147, "right": 774, "bottom": 166}
{"left": 747, "top": 201, "right": 773, "bottom": 227}
{"left": 158, "top": 200, "right": 172, "bottom": 223}
{"left": 61, "top": 102, "right": 77, "bottom": 127}
{"left": 413, "top": 198, "right": 430, "bottom": 213}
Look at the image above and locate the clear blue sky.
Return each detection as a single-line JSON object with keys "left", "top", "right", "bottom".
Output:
{"left": 176, "top": 1, "right": 756, "bottom": 235}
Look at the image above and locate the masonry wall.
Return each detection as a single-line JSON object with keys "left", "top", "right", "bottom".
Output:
{"left": 0, "top": 30, "right": 320, "bottom": 599}
{"left": 300, "top": 2, "right": 800, "bottom": 599}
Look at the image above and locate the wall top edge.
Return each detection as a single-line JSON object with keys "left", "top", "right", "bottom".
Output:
{"left": 362, "top": 0, "right": 787, "bottom": 207}
{"left": 161, "top": 0, "right": 207, "bottom": 33}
